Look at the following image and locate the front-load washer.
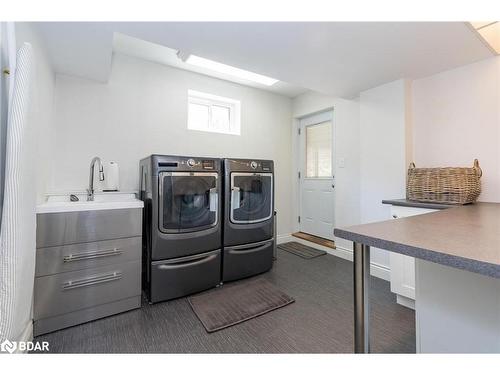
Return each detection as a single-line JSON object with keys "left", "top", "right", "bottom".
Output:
{"left": 222, "top": 158, "right": 275, "bottom": 282}
{"left": 140, "top": 155, "right": 222, "bottom": 303}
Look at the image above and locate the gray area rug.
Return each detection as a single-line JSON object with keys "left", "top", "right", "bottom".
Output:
{"left": 278, "top": 241, "right": 327, "bottom": 259}
{"left": 188, "top": 278, "right": 295, "bottom": 333}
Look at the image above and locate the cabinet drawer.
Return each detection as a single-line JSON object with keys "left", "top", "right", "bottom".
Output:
{"left": 34, "top": 260, "right": 140, "bottom": 320}
{"left": 150, "top": 249, "right": 221, "bottom": 303}
{"left": 389, "top": 204, "right": 437, "bottom": 306}
{"left": 36, "top": 208, "right": 142, "bottom": 248}
{"left": 36, "top": 237, "right": 141, "bottom": 277}
{"left": 223, "top": 239, "right": 273, "bottom": 282}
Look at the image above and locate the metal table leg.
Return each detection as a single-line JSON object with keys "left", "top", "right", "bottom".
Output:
{"left": 353, "top": 242, "right": 370, "bottom": 353}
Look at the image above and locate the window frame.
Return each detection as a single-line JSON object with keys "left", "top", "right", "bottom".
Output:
{"left": 187, "top": 90, "right": 241, "bottom": 135}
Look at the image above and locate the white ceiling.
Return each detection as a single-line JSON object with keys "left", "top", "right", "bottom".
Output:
{"left": 112, "top": 33, "right": 307, "bottom": 97}
{"left": 35, "top": 22, "right": 494, "bottom": 98}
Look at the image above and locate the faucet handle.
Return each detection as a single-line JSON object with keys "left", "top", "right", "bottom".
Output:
{"left": 99, "top": 170, "right": 105, "bottom": 181}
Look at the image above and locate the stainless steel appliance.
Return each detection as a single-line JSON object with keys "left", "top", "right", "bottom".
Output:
{"left": 222, "top": 158, "right": 274, "bottom": 282}
{"left": 140, "top": 155, "right": 222, "bottom": 303}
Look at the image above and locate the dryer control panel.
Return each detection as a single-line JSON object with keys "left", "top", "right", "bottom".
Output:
{"left": 225, "top": 158, "right": 274, "bottom": 173}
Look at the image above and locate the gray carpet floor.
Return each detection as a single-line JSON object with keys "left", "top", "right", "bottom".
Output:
{"left": 34, "top": 249, "right": 415, "bottom": 353}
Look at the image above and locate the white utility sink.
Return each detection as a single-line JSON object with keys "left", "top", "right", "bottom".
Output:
{"left": 36, "top": 192, "right": 144, "bottom": 214}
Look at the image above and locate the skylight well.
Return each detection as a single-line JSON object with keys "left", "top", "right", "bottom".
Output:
{"left": 469, "top": 21, "right": 500, "bottom": 54}
{"left": 178, "top": 52, "right": 279, "bottom": 86}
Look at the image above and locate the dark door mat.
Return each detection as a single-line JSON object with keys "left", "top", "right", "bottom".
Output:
{"left": 278, "top": 241, "right": 327, "bottom": 259}
{"left": 188, "top": 278, "right": 295, "bottom": 333}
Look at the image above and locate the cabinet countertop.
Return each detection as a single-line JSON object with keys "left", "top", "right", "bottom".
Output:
{"left": 334, "top": 202, "right": 500, "bottom": 279}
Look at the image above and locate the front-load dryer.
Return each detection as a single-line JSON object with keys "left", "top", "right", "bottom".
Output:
{"left": 222, "top": 158, "right": 275, "bottom": 282}
{"left": 140, "top": 155, "right": 222, "bottom": 303}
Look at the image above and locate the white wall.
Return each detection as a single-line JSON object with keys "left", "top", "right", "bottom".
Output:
{"left": 359, "top": 79, "right": 411, "bottom": 269}
{"left": 413, "top": 56, "right": 500, "bottom": 203}
{"left": 15, "top": 23, "right": 56, "bottom": 204}
{"left": 51, "top": 53, "right": 294, "bottom": 236}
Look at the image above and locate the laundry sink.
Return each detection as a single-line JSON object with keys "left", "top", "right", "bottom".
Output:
{"left": 36, "top": 192, "right": 144, "bottom": 213}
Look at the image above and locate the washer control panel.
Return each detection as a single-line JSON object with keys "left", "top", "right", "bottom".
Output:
{"left": 153, "top": 155, "right": 220, "bottom": 173}
{"left": 181, "top": 158, "right": 215, "bottom": 170}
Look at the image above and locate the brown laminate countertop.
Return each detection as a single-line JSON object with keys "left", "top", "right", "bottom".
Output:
{"left": 334, "top": 202, "right": 500, "bottom": 279}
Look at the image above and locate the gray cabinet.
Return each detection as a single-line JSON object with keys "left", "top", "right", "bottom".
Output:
{"left": 34, "top": 208, "right": 142, "bottom": 336}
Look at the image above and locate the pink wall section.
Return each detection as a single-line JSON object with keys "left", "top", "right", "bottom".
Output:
{"left": 412, "top": 56, "right": 500, "bottom": 202}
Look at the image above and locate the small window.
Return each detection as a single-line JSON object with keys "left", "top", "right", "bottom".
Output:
{"left": 188, "top": 90, "right": 241, "bottom": 135}
{"left": 305, "top": 121, "right": 332, "bottom": 178}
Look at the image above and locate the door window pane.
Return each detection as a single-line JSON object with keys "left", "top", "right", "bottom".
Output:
{"left": 306, "top": 121, "right": 332, "bottom": 178}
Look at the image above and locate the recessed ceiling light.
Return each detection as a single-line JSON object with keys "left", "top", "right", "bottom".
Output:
{"left": 183, "top": 54, "right": 279, "bottom": 86}
{"left": 469, "top": 21, "right": 500, "bottom": 54}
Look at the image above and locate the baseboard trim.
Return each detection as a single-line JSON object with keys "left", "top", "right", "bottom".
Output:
{"left": 333, "top": 245, "right": 391, "bottom": 281}
{"left": 396, "top": 294, "right": 415, "bottom": 310}
{"left": 277, "top": 233, "right": 293, "bottom": 244}
{"left": 276, "top": 234, "right": 391, "bottom": 281}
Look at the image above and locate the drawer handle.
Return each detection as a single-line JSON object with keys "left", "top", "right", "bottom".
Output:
{"left": 62, "top": 271, "right": 123, "bottom": 290}
{"left": 228, "top": 243, "right": 269, "bottom": 255}
{"left": 157, "top": 254, "right": 217, "bottom": 270}
{"left": 63, "top": 248, "right": 122, "bottom": 262}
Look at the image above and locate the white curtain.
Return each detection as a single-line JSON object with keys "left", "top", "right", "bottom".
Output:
{"left": 0, "top": 42, "right": 36, "bottom": 343}
{"left": 1, "top": 22, "right": 17, "bottom": 225}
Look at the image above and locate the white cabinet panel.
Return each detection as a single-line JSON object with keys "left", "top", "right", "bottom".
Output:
{"left": 416, "top": 259, "right": 500, "bottom": 353}
{"left": 389, "top": 205, "right": 437, "bottom": 309}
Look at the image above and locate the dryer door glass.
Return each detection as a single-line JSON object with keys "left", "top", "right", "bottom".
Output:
{"left": 230, "top": 173, "right": 273, "bottom": 224}
{"left": 159, "top": 172, "right": 218, "bottom": 233}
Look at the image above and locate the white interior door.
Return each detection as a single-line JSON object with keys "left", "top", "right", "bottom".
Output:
{"left": 299, "top": 111, "right": 334, "bottom": 240}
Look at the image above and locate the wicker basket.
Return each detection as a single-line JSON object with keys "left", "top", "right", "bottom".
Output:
{"left": 406, "top": 159, "right": 482, "bottom": 205}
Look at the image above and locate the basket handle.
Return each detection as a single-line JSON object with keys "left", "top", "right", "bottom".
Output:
{"left": 473, "top": 159, "right": 482, "bottom": 178}
{"left": 408, "top": 162, "right": 416, "bottom": 169}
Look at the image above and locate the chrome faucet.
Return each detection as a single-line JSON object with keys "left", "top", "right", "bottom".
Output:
{"left": 87, "top": 157, "right": 105, "bottom": 201}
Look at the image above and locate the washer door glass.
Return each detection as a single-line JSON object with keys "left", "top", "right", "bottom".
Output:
{"left": 230, "top": 173, "right": 273, "bottom": 224}
{"left": 159, "top": 172, "right": 218, "bottom": 233}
